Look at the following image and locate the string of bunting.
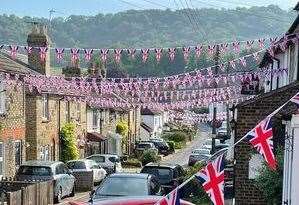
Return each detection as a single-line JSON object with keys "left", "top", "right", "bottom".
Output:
{"left": 2, "top": 33, "right": 297, "bottom": 64}
{"left": 169, "top": 111, "right": 228, "bottom": 124}
{"left": 154, "top": 92, "right": 299, "bottom": 205}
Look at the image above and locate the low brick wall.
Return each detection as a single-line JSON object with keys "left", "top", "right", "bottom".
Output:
{"left": 72, "top": 171, "right": 94, "bottom": 192}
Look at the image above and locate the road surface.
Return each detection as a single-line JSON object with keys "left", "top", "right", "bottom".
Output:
{"left": 162, "top": 127, "right": 210, "bottom": 166}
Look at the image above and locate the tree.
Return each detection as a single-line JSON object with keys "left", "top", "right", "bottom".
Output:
{"left": 60, "top": 122, "right": 79, "bottom": 162}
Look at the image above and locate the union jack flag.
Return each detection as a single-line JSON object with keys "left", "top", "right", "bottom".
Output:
{"left": 155, "top": 188, "right": 180, "bottom": 205}
{"left": 195, "top": 154, "right": 225, "bottom": 205}
{"left": 290, "top": 92, "right": 299, "bottom": 105}
{"left": 246, "top": 117, "right": 277, "bottom": 170}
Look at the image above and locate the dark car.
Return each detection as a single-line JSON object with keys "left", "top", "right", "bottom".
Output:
{"left": 70, "top": 196, "right": 195, "bottom": 205}
{"left": 208, "top": 148, "right": 234, "bottom": 198}
{"left": 15, "top": 161, "right": 75, "bottom": 203}
{"left": 140, "top": 163, "right": 185, "bottom": 193}
{"left": 216, "top": 127, "right": 230, "bottom": 142}
{"left": 188, "top": 153, "right": 211, "bottom": 166}
{"left": 149, "top": 139, "right": 171, "bottom": 156}
{"left": 89, "top": 173, "right": 161, "bottom": 202}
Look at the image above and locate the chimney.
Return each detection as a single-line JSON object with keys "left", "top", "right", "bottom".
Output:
{"left": 27, "top": 23, "right": 51, "bottom": 75}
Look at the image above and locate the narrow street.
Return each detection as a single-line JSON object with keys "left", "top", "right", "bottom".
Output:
{"left": 162, "top": 126, "right": 210, "bottom": 166}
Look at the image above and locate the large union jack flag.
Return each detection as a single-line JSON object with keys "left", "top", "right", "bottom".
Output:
{"left": 246, "top": 117, "right": 277, "bottom": 170}
{"left": 155, "top": 188, "right": 180, "bottom": 205}
{"left": 195, "top": 154, "right": 225, "bottom": 205}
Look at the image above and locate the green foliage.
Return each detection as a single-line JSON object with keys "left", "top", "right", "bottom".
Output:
{"left": 166, "top": 140, "right": 175, "bottom": 152}
{"left": 0, "top": 6, "right": 295, "bottom": 77}
{"left": 116, "top": 120, "right": 128, "bottom": 136}
{"left": 255, "top": 148, "right": 284, "bottom": 204}
{"left": 122, "top": 157, "right": 142, "bottom": 168}
{"left": 60, "top": 123, "right": 79, "bottom": 163}
{"left": 164, "top": 131, "right": 188, "bottom": 143}
{"left": 174, "top": 141, "right": 186, "bottom": 149}
{"left": 140, "top": 149, "right": 160, "bottom": 166}
{"left": 181, "top": 162, "right": 210, "bottom": 203}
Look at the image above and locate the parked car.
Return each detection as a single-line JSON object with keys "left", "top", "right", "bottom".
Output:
{"left": 134, "top": 142, "right": 158, "bottom": 157}
{"left": 140, "top": 163, "right": 185, "bottom": 193}
{"left": 86, "top": 154, "right": 123, "bottom": 174}
{"left": 149, "top": 139, "right": 171, "bottom": 156}
{"left": 15, "top": 161, "right": 75, "bottom": 203}
{"left": 188, "top": 153, "right": 211, "bottom": 166}
{"left": 214, "top": 143, "right": 230, "bottom": 153}
{"left": 66, "top": 159, "right": 107, "bottom": 183}
{"left": 69, "top": 196, "right": 195, "bottom": 205}
{"left": 208, "top": 147, "right": 234, "bottom": 198}
{"left": 89, "top": 173, "right": 161, "bottom": 202}
{"left": 202, "top": 138, "right": 220, "bottom": 151}
{"left": 191, "top": 148, "right": 211, "bottom": 155}
{"left": 216, "top": 127, "right": 230, "bottom": 142}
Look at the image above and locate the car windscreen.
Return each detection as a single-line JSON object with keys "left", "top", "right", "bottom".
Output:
{"left": 109, "top": 156, "right": 120, "bottom": 163}
{"left": 67, "top": 161, "right": 86, "bottom": 170}
{"left": 192, "top": 149, "right": 209, "bottom": 155}
{"left": 191, "top": 154, "right": 210, "bottom": 160}
{"left": 137, "top": 144, "right": 151, "bottom": 149}
{"left": 95, "top": 177, "right": 148, "bottom": 197}
{"left": 141, "top": 167, "right": 172, "bottom": 183}
{"left": 17, "top": 166, "right": 52, "bottom": 176}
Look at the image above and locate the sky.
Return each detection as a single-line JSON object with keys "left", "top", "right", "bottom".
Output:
{"left": 0, "top": 0, "right": 298, "bottom": 18}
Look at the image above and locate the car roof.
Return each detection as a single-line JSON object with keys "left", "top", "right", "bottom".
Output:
{"left": 87, "top": 154, "right": 118, "bottom": 158}
{"left": 143, "top": 162, "right": 178, "bottom": 169}
{"left": 67, "top": 159, "right": 94, "bottom": 163}
{"left": 108, "top": 173, "right": 150, "bottom": 179}
{"left": 21, "top": 160, "right": 62, "bottom": 168}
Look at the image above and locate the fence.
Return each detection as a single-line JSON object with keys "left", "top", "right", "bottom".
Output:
{"left": 71, "top": 171, "right": 94, "bottom": 192}
{"left": 0, "top": 178, "right": 53, "bottom": 205}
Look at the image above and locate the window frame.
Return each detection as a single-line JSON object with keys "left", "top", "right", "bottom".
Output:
{"left": 0, "top": 79, "right": 6, "bottom": 115}
{"left": 92, "top": 109, "right": 99, "bottom": 128}
{"left": 42, "top": 94, "right": 49, "bottom": 120}
{"left": 0, "top": 142, "right": 3, "bottom": 177}
{"left": 76, "top": 102, "right": 81, "bottom": 123}
{"left": 65, "top": 101, "right": 71, "bottom": 123}
{"left": 14, "top": 140, "right": 22, "bottom": 167}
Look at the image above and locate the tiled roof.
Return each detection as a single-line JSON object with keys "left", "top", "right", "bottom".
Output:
{"left": 141, "top": 108, "right": 162, "bottom": 115}
{"left": 0, "top": 51, "right": 37, "bottom": 74}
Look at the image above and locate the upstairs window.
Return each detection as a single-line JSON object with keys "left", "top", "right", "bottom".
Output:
{"left": 93, "top": 110, "right": 98, "bottom": 128}
{"left": 76, "top": 102, "right": 81, "bottom": 123}
{"left": 65, "top": 101, "right": 70, "bottom": 122}
{"left": 0, "top": 79, "right": 6, "bottom": 115}
{"left": 42, "top": 94, "right": 49, "bottom": 120}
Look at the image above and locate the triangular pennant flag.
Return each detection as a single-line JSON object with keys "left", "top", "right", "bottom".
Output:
{"left": 245, "top": 117, "right": 277, "bottom": 170}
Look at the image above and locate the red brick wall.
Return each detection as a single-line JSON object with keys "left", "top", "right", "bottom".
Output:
{"left": 234, "top": 82, "right": 299, "bottom": 204}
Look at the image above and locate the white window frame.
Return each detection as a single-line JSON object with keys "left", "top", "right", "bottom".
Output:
{"left": 0, "top": 142, "right": 4, "bottom": 178}
{"left": 42, "top": 94, "right": 49, "bottom": 120}
{"left": 0, "top": 78, "right": 6, "bottom": 115}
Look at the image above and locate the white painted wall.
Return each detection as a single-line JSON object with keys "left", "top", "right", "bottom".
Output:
{"left": 142, "top": 114, "right": 163, "bottom": 137}
{"left": 282, "top": 114, "right": 299, "bottom": 205}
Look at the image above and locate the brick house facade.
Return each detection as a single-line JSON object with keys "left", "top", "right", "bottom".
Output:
{"left": 234, "top": 5, "right": 299, "bottom": 203}
{"left": 25, "top": 24, "right": 87, "bottom": 161}
{"left": 0, "top": 52, "right": 36, "bottom": 177}
{"left": 234, "top": 83, "right": 299, "bottom": 204}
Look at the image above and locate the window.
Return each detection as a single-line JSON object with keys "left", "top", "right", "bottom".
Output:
{"left": 76, "top": 103, "right": 81, "bottom": 122}
{"left": 0, "top": 143, "right": 3, "bottom": 176}
{"left": 55, "top": 164, "right": 63, "bottom": 174}
{"left": 65, "top": 101, "right": 70, "bottom": 122}
{"left": 93, "top": 110, "right": 98, "bottom": 128}
{"left": 42, "top": 94, "right": 49, "bottom": 120}
{"left": 15, "top": 141, "right": 22, "bottom": 167}
{"left": 18, "top": 166, "right": 52, "bottom": 176}
{"left": 0, "top": 80, "right": 6, "bottom": 115}
{"left": 289, "top": 44, "right": 296, "bottom": 82}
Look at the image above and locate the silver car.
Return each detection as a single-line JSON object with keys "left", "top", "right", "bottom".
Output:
{"left": 66, "top": 159, "right": 107, "bottom": 183}
{"left": 15, "top": 161, "right": 75, "bottom": 203}
{"left": 86, "top": 154, "right": 123, "bottom": 174}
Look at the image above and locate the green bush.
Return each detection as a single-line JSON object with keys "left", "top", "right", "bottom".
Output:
{"left": 140, "top": 149, "right": 160, "bottom": 166}
{"left": 174, "top": 141, "right": 186, "bottom": 149}
{"left": 181, "top": 162, "right": 210, "bottom": 203}
{"left": 60, "top": 123, "right": 79, "bottom": 163}
{"left": 166, "top": 141, "right": 175, "bottom": 153}
{"left": 166, "top": 131, "right": 187, "bottom": 143}
{"left": 122, "top": 157, "right": 142, "bottom": 168}
{"left": 255, "top": 148, "right": 284, "bottom": 204}
{"left": 116, "top": 120, "right": 128, "bottom": 136}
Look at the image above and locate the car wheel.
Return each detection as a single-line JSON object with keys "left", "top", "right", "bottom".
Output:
{"left": 54, "top": 187, "right": 62, "bottom": 203}
{"left": 69, "top": 185, "right": 75, "bottom": 197}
